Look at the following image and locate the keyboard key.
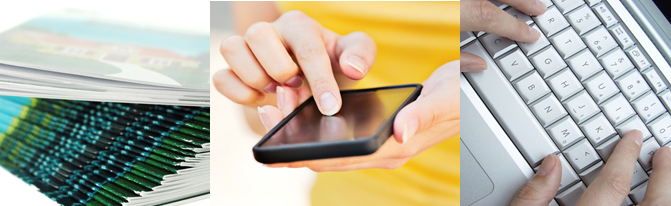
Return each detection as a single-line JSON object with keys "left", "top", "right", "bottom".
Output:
{"left": 632, "top": 92, "right": 665, "bottom": 123}
{"left": 505, "top": 7, "right": 534, "bottom": 25}
{"left": 622, "top": 197, "right": 635, "bottom": 206}
{"left": 534, "top": 6, "right": 570, "bottom": 36}
{"left": 567, "top": 49, "right": 602, "bottom": 81}
{"left": 564, "top": 139, "right": 600, "bottom": 172}
{"left": 609, "top": 24, "right": 634, "bottom": 49}
{"left": 557, "top": 154, "right": 581, "bottom": 191}
{"left": 530, "top": 94, "right": 568, "bottom": 127}
{"left": 547, "top": 116, "right": 584, "bottom": 150}
{"left": 616, "top": 116, "right": 652, "bottom": 139}
{"left": 555, "top": 181, "right": 585, "bottom": 206}
{"left": 480, "top": 33, "right": 517, "bottom": 59}
{"left": 490, "top": 0, "right": 508, "bottom": 9}
{"left": 566, "top": 5, "right": 601, "bottom": 35}
{"left": 629, "top": 181, "right": 647, "bottom": 204}
{"left": 547, "top": 68, "right": 583, "bottom": 101}
{"left": 583, "top": 71, "right": 619, "bottom": 104}
{"left": 564, "top": 90, "right": 600, "bottom": 124}
{"left": 460, "top": 32, "right": 476, "bottom": 47}
{"left": 600, "top": 48, "right": 634, "bottom": 78}
{"left": 495, "top": 49, "right": 534, "bottom": 81}
{"left": 585, "top": 0, "right": 601, "bottom": 6}
{"left": 639, "top": 139, "right": 660, "bottom": 170}
{"left": 549, "top": 199, "right": 559, "bottom": 206}
{"left": 550, "top": 28, "right": 586, "bottom": 58}
{"left": 513, "top": 71, "right": 551, "bottom": 103}
{"left": 552, "top": 0, "right": 582, "bottom": 14}
{"left": 631, "top": 163, "right": 648, "bottom": 189}
{"left": 579, "top": 161, "right": 603, "bottom": 186}
{"left": 529, "top": 47, "right": 566, "bottom": 78}
{"left": 601, "top": 94, "right": 636, "bottom": 125}
{"left": 659, "top": 90, "right": 671, "bottom": 111}
{"left": 583, "top": 26, "right": 618, "bottom": 57}
{"left": 581, "top": 113, "right": 617, "bottom": 145}
{"left": 462, "top": 41, "right": 560, "bottom": 166}
{"left": 596, "top": 135, "right": 619, "bottom": 161}
{"left": 626, "top": 46, "right": 652, "bottom": 70}
{"left": 518, "top": 25, "right": 550, "bottom": 56}
{"left": 616, "top": 70, "right": 650, "bottom": 101}
{"left": 648, "top": 113, "right": 671, "bottom": 146}
{"left": 641, "top": 67, "right": 667, "bottom": 94}
{"left": 593, "top": 2, "right": 618, "bottom": 28}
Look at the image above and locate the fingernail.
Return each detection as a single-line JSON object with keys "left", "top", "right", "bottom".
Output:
{"left": 276, "top": 86, "right": 285, "bottom": 110}
{"left": 257, "top": 107, "right": 269, "bottom": 130}
{"left": 536, "top": 154, "right": 555, "bottom": 176}
{"left": 461, "top": 64, "right": 487, "bottom": 72}
{"left": 631, "top": 130, "right": 643, "bottom": 147}
{"left": 529, "top": 26, "right": 541, "bottom": 41}
{"left": 665, "top": 146, "right": 671, "bottom": 158}
{"left": 402, "top": 118, "right": 419, "bottom": 144}
{"left": 347, "top": 55, "right": 367, "bottom": 75}
{"left": 264, "top": 82, "right": 278, "bottom": 93}
{"left": 319, "top": 92, "right": 338, "bottom": 116}
{"left": 285, "top": 76, "right": 303, "bottom": 89}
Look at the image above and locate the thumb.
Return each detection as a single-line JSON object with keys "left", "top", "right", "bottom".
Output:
{"left": 510, "top": 154, "right": 562, "bottom": 206}
{"left": 392, "top": 94, "right": 437, "bottom": 144}
{"left": 392, "top": 61, "right": 459, "bottom": 144}
{"left": 336, "top": 31, "right": 377, "bottom": 80}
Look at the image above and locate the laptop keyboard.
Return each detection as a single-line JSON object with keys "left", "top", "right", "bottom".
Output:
{"left": 461, "top": 1, "right": 671, "bottom": 205}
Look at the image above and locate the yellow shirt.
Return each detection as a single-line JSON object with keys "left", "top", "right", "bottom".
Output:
{"left": 276, "top": 2, "right": 460, "bottom": 205}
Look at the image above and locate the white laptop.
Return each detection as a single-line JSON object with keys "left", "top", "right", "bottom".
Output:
{"left": 461, "top": 0, "right": 671, "bottom": 205}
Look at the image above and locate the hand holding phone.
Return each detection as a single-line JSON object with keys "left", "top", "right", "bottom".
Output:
{"left": 258, "top": 61, "right": 461, "bottom": 172}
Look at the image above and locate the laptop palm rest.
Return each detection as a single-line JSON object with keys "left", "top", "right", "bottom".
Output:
{"left": 461, "top": 88, "right": 532, "bottom": 205}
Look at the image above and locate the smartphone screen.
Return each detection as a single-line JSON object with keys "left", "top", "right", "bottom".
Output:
{"left": 260, "top": 86, "right": 417, "bottom": 147}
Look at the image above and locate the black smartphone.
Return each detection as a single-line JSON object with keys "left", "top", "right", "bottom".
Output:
{"left": 253, "top": 84, "right": 422, "bottom": 163}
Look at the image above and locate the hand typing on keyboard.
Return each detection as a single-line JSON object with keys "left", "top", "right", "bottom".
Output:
{"left": 262, "top": 62, "right": 468, "bottom": 171}
{"left": 509, "top": 130, "right": 671, "bottom": 205}
{"left": 214, "top": 10, "right": 377, "bottom": 116}
{"left": 460, "top": 0, "right": 548, "bottom": 72}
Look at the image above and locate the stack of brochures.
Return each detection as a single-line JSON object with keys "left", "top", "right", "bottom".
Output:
{"left": 0, "top": 96, "right": 210, "bottom": 206}
{"left": 0, "top": 9, "right": 210, "bottom": 107}
{"left": 0, "top": 9, "right": 210, "bottom": 206}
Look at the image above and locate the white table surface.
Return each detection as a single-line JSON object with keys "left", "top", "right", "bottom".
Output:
{"left": 0, "top": 1, "right": 209, "bottom": 205}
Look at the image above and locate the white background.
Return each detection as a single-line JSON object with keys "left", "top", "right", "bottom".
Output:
{"left": 210, "top": 2, "right": 316, "bottom": 205}
{"left": 0, "top": 1, "right": 209, "bottom": 205}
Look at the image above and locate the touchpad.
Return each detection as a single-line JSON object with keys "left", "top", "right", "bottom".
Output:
{"left": 460, "top": 139, "right": 494, "bottom": 204}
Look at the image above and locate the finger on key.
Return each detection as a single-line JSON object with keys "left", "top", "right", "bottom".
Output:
{"left": 274, "top": 11, "right": 342, "bottom": 116}
{"left": 460, "top": 0, "right": 540, "bottom": 43}
{"left": 498, "top": 0, "right": 547, "bottom": 16}
{"left": 460, "top": 52, "right": 487, "bottom": 72}
{"left": 221, "top": 35, "right": 279, "bottom": 93}
{"left": 576, "top": 130, "right": 643, "bottom": 205}
{"left": 334, "top": 31, "right": 377, "bottom": 80}
{"left": 244, "top": 22, "right": 301, "bottom": 89}
{"left": 213, "top": 69, "right": 263, "bottom": 104}
{"left": 640, "top": 146, "right": 671, "bottom": 204}
{"left": 509, "top": 154, "right": 562, "bottom": 206}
